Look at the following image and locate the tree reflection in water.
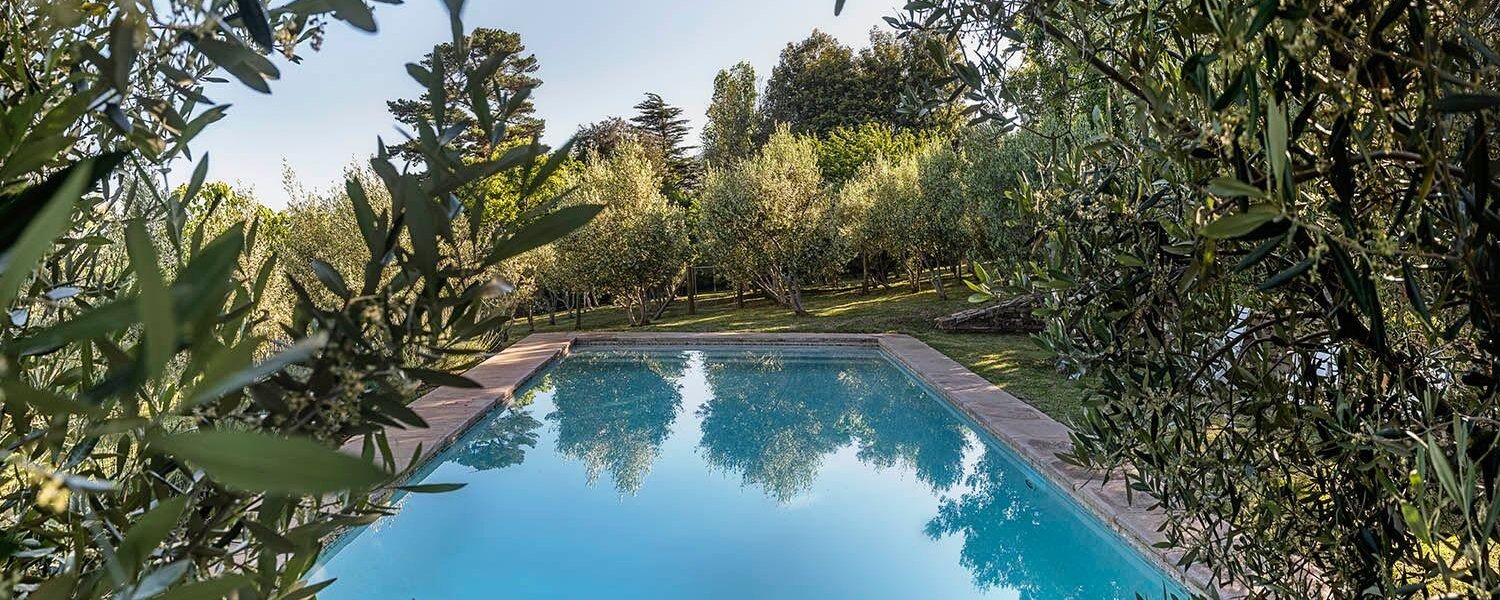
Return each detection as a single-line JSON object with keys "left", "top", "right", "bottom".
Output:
{"left": 446, "top": 407, "right": 542, "bottom": 472}
{"left": 695, "top": 350, "right": 970, "bottom": 502}
{"left": 545, "top": 350, "right": 690, "bottom": 494}
{"left": 439, "top": 348, "right": 1167, "bottom": 598}
{"left": 924, "top": 447, "right": 1160, "bottom": 599}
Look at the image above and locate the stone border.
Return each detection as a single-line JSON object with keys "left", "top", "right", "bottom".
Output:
{"left": 350, "top": 331, "right": 1237, "bottom": 598}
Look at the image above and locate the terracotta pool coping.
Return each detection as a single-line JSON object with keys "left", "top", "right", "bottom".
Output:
{"left": 347, "top": 331, "right": 1239, "bottom": 598}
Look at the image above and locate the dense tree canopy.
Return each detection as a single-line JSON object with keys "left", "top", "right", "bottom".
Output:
{"left": 816, "top": 121, "right": 922, "bottom": 185}
{"left": 698, "top": 127, "right": 846, "bottom": 315}
{"left": 760, "top": 29, "right": 963, "bottom": 139}
{"left": 761, "top": 30, "right": 860, "bottom": 138}
{"left": 554, "top": 142, "right": 690, "bottom": 325}
{"left": 839, "top": 154, "right": 922, "bottom": 288}
{"left": 572, "top": 116, "right": 654, "bottom": 164}
{"left": 17, "top": 0, "right": 1495, "bottom": 597}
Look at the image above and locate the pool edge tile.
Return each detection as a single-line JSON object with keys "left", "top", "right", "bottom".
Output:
{"left": 872, "top": 333, "right": 1240, "bottom": 599}
{"left": 340, "top": 332, "right": 576, "bottom": 470}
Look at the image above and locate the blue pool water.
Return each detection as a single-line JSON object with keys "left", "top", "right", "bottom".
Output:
{"left": 315, "top": 347, "right": 1188, "bottom": 599}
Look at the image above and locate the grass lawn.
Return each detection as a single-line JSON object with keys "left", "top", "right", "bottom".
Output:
{"left": 514, "top": 277, "right": 1086, "bottom": 423}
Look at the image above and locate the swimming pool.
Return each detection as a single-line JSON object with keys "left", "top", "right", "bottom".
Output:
{"left": 315, "top": 346, "right": 1189, "bottom": 599}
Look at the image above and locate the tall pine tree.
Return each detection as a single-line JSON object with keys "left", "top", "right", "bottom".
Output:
{"left": 630, "top": 92, "right": 699, "bottom": 199}
{"left": 386, "top": 28, "right": 543, "bottom": 160}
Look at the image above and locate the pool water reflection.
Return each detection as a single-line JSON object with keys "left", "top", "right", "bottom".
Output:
{"left": 316, "top": 347, "right": 1187, "bottom": 599}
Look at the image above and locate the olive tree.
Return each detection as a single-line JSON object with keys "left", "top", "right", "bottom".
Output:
{"left": 554, "top": 143, "right": 690, "bottom": 325}
{"left": 839, "top": 154, "right": 920, "bottom": 292}
{"left": 914, "top": 142, "right": 974, "bottom": 281}
{"left": 959, "top": 125, "right": 1055, "bottom": 266}
{"left": 839, "top": 142, "right": 973, "bottom": 296}
{"left": 699, "top": 126, "right": 846, "bottom": 315}
{"left": 904, "top": 0, "right": 1500, "bottom": 595}
{"left": 0, "top": 3, "right": 596, "bottom": 599}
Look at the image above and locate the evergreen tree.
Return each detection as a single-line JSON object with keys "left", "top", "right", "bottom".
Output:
{"left": 702, "top": 62, "right": 760, "bottom": 168}
{"left": 855, "top": 30, "right": 963, "bottom": 133}
{"left": 760, "top": 30, "right": 859, "bottom": 138}
{"left": 761, "top": 29, "right": 963, "bottom": 139}
{"left": 386, "top": 28, "right": 543, "bottom": 160}
{"left": 629, "top": 92, "right": 699, "bottom": 197}
{"left": 572, "top": 117, "right": 655, "bottom": 164}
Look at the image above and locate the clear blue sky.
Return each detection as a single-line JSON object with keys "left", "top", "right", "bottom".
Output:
{"left": 191, "top": 0, "right": 896, "bottom": 208}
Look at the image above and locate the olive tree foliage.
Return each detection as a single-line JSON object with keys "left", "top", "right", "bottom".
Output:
{"left": 699, "top": 127, "right": 846, "bottom": 315}
{"left": 275, "top": 167, "right": 393, "bottom": 313}
{"left": 913, "top": 142, "right": 974, "bottom": 272}
{"left": 0, "top": 2, "right": 596, "bottom": 599}
{"left": 900, "top": 0, "right": 1500, "bottom": 595}
{"left": 838, "top": 153, "right": 921, "bottom": 289}
{"left": 553, "top": 143, "right": 690, "bottom": 325}
{"left": 958, "top": 125, "right": 1055, "bottom": 266}
{"left": 839, "top": 141, "right": 972, "bottom": 293}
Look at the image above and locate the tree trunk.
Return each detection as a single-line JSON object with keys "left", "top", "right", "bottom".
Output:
{"left": 573, "top": 292, "right": 583, "bottom": 330}
{"left": 735, "top": 285, "right": 745, "bottom": 308}
{"left": 651, "top": 288, "right": 675, "bottom": 321}
{"left": 686, "top": 266, "right": 697, "bottom": 315}
{"left": 547, "top": 291, "right": 557, "bottom": 326}
{"left": 527, "top": 301, "right": 535, "bottom": 331}
{"left": 860, "top": 254, "right": 870, "bottom": 295}
{"left": 932, "top": 272, "right": 948, "bottom": 300}
{"left": 502, "top": 305, "right": 519, "bottom": 343}
{"left": 789, "top": 283, "right": 809, "bottom": 316}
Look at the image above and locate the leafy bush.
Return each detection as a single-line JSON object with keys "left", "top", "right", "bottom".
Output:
{"left": 905, "top": 0, "right": 1500, "bottom": 595}
{"left": 0, "top": 2, "right": 595, "bottom": 598}
{"left": 816, "top": 122, "right": 921, "bottom": 185}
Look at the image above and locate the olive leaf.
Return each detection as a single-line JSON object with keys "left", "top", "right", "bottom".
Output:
{"left": 150, "top": 429, "right": 387, "bottom": 494}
